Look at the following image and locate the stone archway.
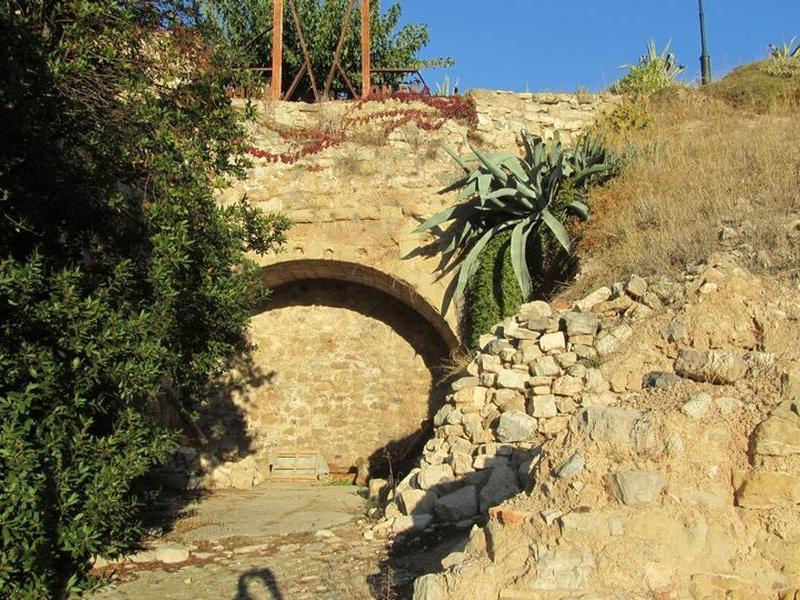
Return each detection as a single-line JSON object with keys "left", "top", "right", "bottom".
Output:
{"left": 231, "top": 260, "right": 458, "bottom": 473}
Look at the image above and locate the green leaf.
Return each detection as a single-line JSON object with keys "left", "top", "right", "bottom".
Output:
{"left": 501, "top": 157, "right": 528, "bottom": 181}
{"left": 413, "top": 201, "right": 476, "bottom": 233}
{"left": 541, "top": 208, "right": 571, "bottom": 252}
{"left": 510, "top": 220, "right": 533, "bottom": 299}
{"left": 442, "top": 145, "right": 471, "bottom": 173}
{"left": 469, "top": 143, "right": 508, "bottom": 185}
{"left": 567, "top": 200, "right": 590, "bottom": 220}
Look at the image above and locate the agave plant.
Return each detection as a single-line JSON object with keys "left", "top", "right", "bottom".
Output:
{"left": 611, "top": 40, "right": 684, "bottom": 94}
{"left": 769, "top": 37, "right": 800, "bottom": 59}
{"left": 415, "top": 132, "right": 616, "bottom": 305}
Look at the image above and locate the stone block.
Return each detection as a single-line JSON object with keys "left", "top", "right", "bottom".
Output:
{"left": 518, "top": 300, "right": 552, "bottom": 320}
{"left": 555, "top": 452, "right": 585, "bottom": 478}
{"left": 674, "top": 348, "right": 747, "bottom": 385}
{"left": 398, "top": 488, "right": 438, "bottom": 515}
{"left": 626, "top": 274, "right": 648, "bottom": 299}
{"left": 530, "top": 395, "right": 557, "bottom": 418}
{"left": 496, "top": 410, "right": 538, "bottom": 443}
{"left": 533, "top": 546, "right": 594, "bottom": 590}
{"left": 555, "top": 352, "right": 577, "bottom": 368}
{"left": 734, "top": 470, "right": 800, "bottom": 508}
{"left": 497, "top": 369, "right": 528, "bottom": 391}
{"left": 451, "top": 376, "right": 480, "bottom": 392}
{"left": 562, "top": 312, "right": 600, "bottom": 336}
{"left": 418, "top": 464, "right": 455, "bottom": 490}
{"left": 594, "top": 324, "right": 633, "bottom": 357}
{"left": 681, "top": 393, "right": 713, "bottom": 419}
{"left": 539, "top": 332, "right": 566, "bottom": 352}
{"left": 574, "top": 286, "right": 612, "bottom": 312}
{"left": 552, "top": 375, "right": 583, "bottom": 396}
{"left": 607, "top": 470, "right": 665, "bottom": 506}
{"left": 479, "top": 465, "right": 522, "bottom": 513}
{"left": 394, "top": 513, "right": 434, "bottom": 533}
{"left": 533, "top": 355, "right": 562, "bottom": 377}
{"left": 577, "top": 406, "right": 642, "bottom": 448}
{"left": 492, "top": 389, "right": 526, "bottom": 413}
{"left": 753, "top": 400, "right": 800, "bottom": 456}
{"left": 434, "top": 485, "right": 479, "bottom": 522}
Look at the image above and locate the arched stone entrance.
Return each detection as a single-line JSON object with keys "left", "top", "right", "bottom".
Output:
{"left": 227, "top": 261, "right": 458, "bottom": 473}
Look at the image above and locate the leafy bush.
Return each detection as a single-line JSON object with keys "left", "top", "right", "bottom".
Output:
{"left": 415, "top": 132, "right": 616, "bottom": 343}
{"left": 0, "top": 1, "right": 289, "bottom": 596}
{"left": 594, "top": 97, "right": 651, "bottom": 136}
{"left": 611, "top": 41, "right": 684, "bottom": 95}
{"left": 198, "top": 0, "right": 452, "bottom": 99}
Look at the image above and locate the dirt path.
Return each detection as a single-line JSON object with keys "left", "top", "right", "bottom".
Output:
{"left": 89, "top": 484, "right": 468, "bottom": 600}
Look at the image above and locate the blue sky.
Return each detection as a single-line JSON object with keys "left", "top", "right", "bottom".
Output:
{"left": 396, "top": 1, "right": 800, "bottom": 92}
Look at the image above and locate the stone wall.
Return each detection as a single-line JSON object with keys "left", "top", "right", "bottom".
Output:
{"left": 194, "top": 90, "right": 616, "bottom": 481}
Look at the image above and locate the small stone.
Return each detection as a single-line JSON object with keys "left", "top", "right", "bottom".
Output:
{"left": 363, "top": 530, "right": 374, "bottom": 540}
{"left": 555, "top": 452, "right": 585, "bottom": 478}
{"left": 540, "top": 508, "right": 562, "bottom": 525}
{"left": 495, "top": 410, "right": 538, "bottom": 443}
{"left": 528, "top": 315, "right": 560, "bottom": 333}
{"left": 574, "top": 286, "right": 612, "bottom": 312}
{"left": 397, "top": 488, "right": 438, "bottom": 515}
{"left": 562, "top": 312, "right": 600, "bottom": 336}
{"left": 734, "top": 470, "right": 800, "bottom": 508}
{"left": 314, "top": 529, "right": 335, "bottom": 538}
{"left": 552, "top": 375, "right": 583, "bottom": 396}
{"left": 491, "top": 389, "right": 526, "bottom": 413}
{"left": 626, "top": 274, "right": 648, "bottom": 299}
{"left": 393, "top": 514, "right": 434, "bottom": 533}
{"left": 642, "top": 371, "right": 681, "bottom": 389}
{"left": 583, "top": 368, "right": 609, "bottom": 393}
{"left": 699, "top": 282, "right": 718, "bottom": 294}
{"left": 532, "top": 355, "right": 562, "bottom": 377}
{"left": 681, "top": 393, "right": 713, "bottom": 419}
{"left": 715, "top": 396, "right": 742, "bottom": 415}
{"left": 674, "top": 348, "right": 747, "bottom": 385}
{"left": 594, "top": 324, "right": 633, "bottom": 357}
{"left": 555, "top": 352, "right": 577, "bottom": 368}
{"left": 539, "top": 332, "right": 566, "bottom": 352}
{"left": 451, "top": 377, "right": 480, "bottom": 392}
{"left": 418, "top": 464, "right": 455, "bottom": 490}
{"left": 607, "top": 470, "right": 665, "bottom": 506}
{"left": 530, "top": 395, "right": 557, "bottom": 418}
{"left": 496, "top": 369, "right": 528, "bottom": 391}
{"left": 518, "top": 300, "right": 552, "bottom": 320}
{"left": 433, "top": 486, "right": 479, "bottom": 522}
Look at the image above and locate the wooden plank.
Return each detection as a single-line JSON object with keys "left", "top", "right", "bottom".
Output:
{"left": 361, "top": 0, "right": 371, "bottom": 98}
{"left": 270, "top": 0, "right": 284, "bottom": 100}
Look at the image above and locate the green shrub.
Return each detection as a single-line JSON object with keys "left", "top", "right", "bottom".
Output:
{"left": 611, "top": 41, "right": 684, "bottom": 95}
{"left": 465, "top": 230, "right": 523, "bottom": 347}
{"left": 0, "top": 1, "right": 289, "bottom": 596}
{"left": 594, "top": 97, "right": 651, "bottom": 136}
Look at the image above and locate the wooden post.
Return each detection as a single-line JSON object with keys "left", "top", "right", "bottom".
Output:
{"left": 271, "top": 0, "right": 284, "bottom": 100}
{"left": 361, "top": 0, "right": 371, "bottom": 98}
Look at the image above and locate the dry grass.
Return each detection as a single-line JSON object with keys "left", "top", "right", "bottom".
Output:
{"left": 570, "top": 85, "right": 800, "bottom": 298}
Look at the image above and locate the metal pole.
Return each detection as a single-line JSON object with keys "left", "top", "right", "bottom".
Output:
{"left": 361, "top": 0, "right": 371, "bottom": 98}
{"left": 698, "top": 0, "right": 712, "bottom": 85}
{"left": 270, "top": 0, "right": 284, "bottom": 100}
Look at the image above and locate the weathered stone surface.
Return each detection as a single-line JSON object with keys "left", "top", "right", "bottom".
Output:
{"left": 398, "top": 488, "right": 438, "bottom": 515}
{"left": 753, "top": 400, "right": 800, "bottom": 456}
{"left": 674, "top": 348, "right": 747, "bottom": 384}
{"left": 594, "top": 324, "right": 633, "bottom": 357}
{"left": 539, "top": 332, "right": 566, "bottom": 352}
{"left": 479, "top": 465, "right": 522, "bottom": 513}
{"left": 530, "top": 395, "right": 557, "bottom": 418}
{"left": 552, "top": 375, "right": 583, "bottom": 397}
{"left": 626, "top": 274, "right": 648, "bottom": 299}
{"left": 532, "top": 355, "right": 562, "bottom": 377}
{"left": 518, "top": 300, "right": 552, "bottom": 320}
{"left": 496, "top": 410, "right": 538, "bottom": 443}
{"left": 562, "top": 311, "right": 600, "bottom": 336}
{"left": 555, "top": 452, "right": 585, "bottom": 478}
{"left": 735, "top": 471, "right": 800, "bottom": 508}
{"left": 533, "top": 546, "right": 595, "bottom": 589}
{"left": 491, "top": 388, "right": 526, "bottom": 413}
{"left": 577, "top": 406, "right": 641, "bottom": 448}
{"left": 413, "top": 574, "right": 446, "bottom": 600}
{"left": 607, "top": 470, "right": 665, "bottom": 506}
{"left": 434, "top": 485, "right": 479, "bottom": 522}
{"left": 451, "top": 376, "right": 480, "bottom": 392}
{"left": 642, "top": 371, "right": 681, "bottom": 389}
{"left": 368, "top": 478, "right": 389, "bottom": 502}
{"left": 418, "top": 464, "right": 455, "bottom": 490}
{"left": 681, "top": 393, "right": 713, "bottom": 419}
{"left": 393, "top": 513, "right": 434, "bottom": 533}
{"left": 496, "top": 369, "right": 528, "bottom": 391}
{"left": 574, "top": 286, "right": 612, "bottom": 312}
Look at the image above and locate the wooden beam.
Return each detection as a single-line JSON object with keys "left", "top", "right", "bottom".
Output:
{"left": 361, "top": 0, "right": 371, "bottom": 98}
{"left": 270, "top": 0, "right": 284, "bottom": 100}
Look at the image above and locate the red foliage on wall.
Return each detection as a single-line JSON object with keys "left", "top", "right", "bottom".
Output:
{"left": 247, "top": 93, "right": 478, "bottom": 165}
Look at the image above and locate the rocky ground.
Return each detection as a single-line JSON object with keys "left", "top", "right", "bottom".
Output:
{"left": 87, "top": 484, "right": 471, "bottom": 600}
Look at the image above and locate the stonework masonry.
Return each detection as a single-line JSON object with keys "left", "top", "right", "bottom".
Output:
{"left": 203, "top": 90, "right": 617, "bottom": 476}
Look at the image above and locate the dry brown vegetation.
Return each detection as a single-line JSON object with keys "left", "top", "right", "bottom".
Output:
{"left": 570, "top": 79, "right": 800, "bottom": 298}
